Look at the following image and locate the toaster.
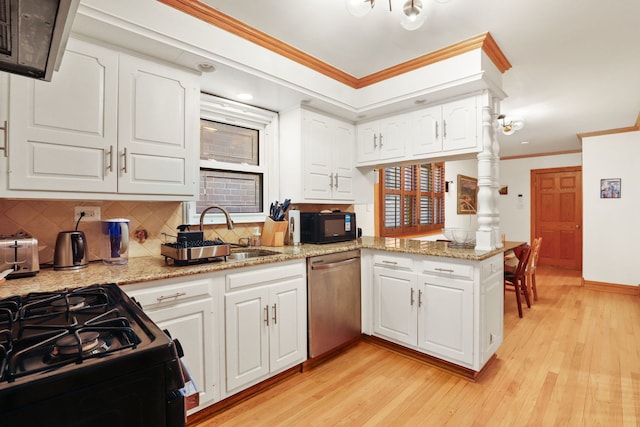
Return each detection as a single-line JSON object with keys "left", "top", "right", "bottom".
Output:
{"left": 0, "top": 232, "right": 40, "bottom": 278}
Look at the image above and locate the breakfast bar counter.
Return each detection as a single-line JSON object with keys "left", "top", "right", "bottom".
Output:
{"left": 0, "top": 236, "right": 510, "bottom": 298}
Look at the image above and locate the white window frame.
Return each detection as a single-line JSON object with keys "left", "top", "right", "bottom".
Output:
{"left": 184, "top": 93, "right": 279, "bottom": 225}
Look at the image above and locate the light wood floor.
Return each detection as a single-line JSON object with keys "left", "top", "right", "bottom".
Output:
{"left": 193, "top": 267, "right": 640, "bottom": 426}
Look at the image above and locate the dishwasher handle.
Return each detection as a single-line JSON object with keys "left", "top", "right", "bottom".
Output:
{"left": 311, "top": 257, "right": 359, "bottom": 270}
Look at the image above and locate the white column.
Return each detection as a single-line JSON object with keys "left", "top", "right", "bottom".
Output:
{"left": 491, "top": 97, "right": 502, "bottom": 248}
{"left": 475, "top": 92, "right": 498, "bottom": 251}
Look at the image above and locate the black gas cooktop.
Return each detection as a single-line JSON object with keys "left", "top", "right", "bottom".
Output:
{"left": 0, "top": 284, "right": 185, "bottom": 426}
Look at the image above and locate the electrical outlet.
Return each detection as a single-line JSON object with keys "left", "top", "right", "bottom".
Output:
{"left": 74, "top": 206, "right": 101, "bottom": 222}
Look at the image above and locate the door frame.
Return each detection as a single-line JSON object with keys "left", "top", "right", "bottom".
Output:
{"left": 530, "top": 165, "right": 583, "bottom": 270}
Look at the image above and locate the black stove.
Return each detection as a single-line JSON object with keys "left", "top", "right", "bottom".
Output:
{"left": 0, "top": 284, "right": 185, "bottom": 426}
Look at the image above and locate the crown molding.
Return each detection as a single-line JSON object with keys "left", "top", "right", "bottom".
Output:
{"left": 158, "top": 0, "right": 511, "bottom": 89}
{"left": 577, "top": 113, "right": 640, "bottom": 142}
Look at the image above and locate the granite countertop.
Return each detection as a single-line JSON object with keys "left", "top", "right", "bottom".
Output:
{"left": 0, "top": 236, "right": 508, "bottom": 298}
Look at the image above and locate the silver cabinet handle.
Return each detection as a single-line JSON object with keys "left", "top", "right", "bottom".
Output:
{"left": 264, "top": 305, "right": 269, "bottom": 326}
{"left": 443, "top": 120, "right": 447, "bottom": 139}
{"left": 106, "top": 145, "right": 114, "bottom": 172}
{"left": 121, "top": 147, "right": 128, "bottom": 173}
{"left": 410, "top": 288, "right": 415, "bottom": 306}
{"left": 382, "top": 260, "right": 398, "bottom": 265}
{"left": 334, "top": 173, "right": 339, "bottom": 189}
{"left": 373, "top": 133, "right": 378, "bottom": 149}
{"left": 418, "top": 289, "right": 423, "bottom": 307}
{"left": 156, "top": 292, "right": 186, "bottom": 302}
{"left": 0, "top": 121, "right": 7, "bottom": 157}
{"left": 435, "top": 121, "right": 439, "bottom": 140}
{"left": 379, "top": 133, "right": 383, "bottom": 148}
{"left": 329, "top": 173, "right": 334, "bottom": 188}
{"left": 435, "top": 267, "right": 454, "bottom": 273}
{"left": 272, "top": 303, "right": 277, "bottom": 324}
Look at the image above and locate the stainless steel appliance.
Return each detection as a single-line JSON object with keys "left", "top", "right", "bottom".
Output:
{"left": 0, "top": 0, "right": 79, "bottom": 81}
{"left": 0, "top": 232, "right": 39, "bottom": 278}
{"left": 307, "top": 250, "right": 361, "bottom": 358}
{"left": 53, "top": 230, "right": 88, "bottom": 270}
{"left": 0, "top": 283, "right": 186, "bottom": 426}
{"left": 300, "top": 212, "right": 357, "bottom": 244}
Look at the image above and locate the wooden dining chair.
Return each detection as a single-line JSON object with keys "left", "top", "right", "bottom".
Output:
{"left": 504, "top": 244, "right": 531, "bottom": 318}
{"left": 527, "top": 237, "right": 543, "bottom": 301}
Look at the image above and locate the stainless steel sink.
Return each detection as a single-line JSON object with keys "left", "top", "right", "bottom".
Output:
{"left": 227, "top": 249, "right": 281, "bottom": 260}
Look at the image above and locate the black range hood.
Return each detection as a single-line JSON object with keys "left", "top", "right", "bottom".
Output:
{"left": 0, "top": 0, "right": 79, "bottom": 81}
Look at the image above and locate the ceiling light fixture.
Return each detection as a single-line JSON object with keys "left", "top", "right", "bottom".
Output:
{"left": 497, "top": 114, "right": 525, "bottom": 135}
{"left": 345, "top": 0, "right": 429, "bottom": 31}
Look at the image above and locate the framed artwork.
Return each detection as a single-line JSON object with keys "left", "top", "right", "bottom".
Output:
{"left": 457, "top": 174, "right": 478, "bottom": 214}
{"left": 600, "top": 178, "right": 621, "bottom": 199}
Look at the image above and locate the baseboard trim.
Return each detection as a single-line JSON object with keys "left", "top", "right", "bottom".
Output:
{"left": 583, "top": 279, "right": 639, "bottom": 295}
{"left": 362, "top": 335, "right": 492, "bottom": 382}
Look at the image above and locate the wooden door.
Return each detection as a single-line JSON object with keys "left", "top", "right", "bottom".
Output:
{"left": 531, "top": 167, "right": 582, "bottom": 270}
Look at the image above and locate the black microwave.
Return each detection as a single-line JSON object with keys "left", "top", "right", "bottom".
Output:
{"left": 300, "top": 212, "right": 357, "bottom": 244}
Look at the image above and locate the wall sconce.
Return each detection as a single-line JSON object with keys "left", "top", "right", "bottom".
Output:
{"left": 445, "top": 180, "right": 453, "bottom": 192}
{"left": 497, "top": 114, "right": 524, "bottom": 135}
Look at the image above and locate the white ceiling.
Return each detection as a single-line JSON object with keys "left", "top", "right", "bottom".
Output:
{"left": 196, "top": 0, "right": 640, "bottom": 157}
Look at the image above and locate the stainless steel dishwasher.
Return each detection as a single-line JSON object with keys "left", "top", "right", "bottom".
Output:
{"left": 307, "top": 249, "right": 361, "bottom": 358}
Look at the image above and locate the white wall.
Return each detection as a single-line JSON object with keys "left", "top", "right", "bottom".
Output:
{"left": 582, "top": 131, "right": 640, "bottom": 286}
{"left": 498, "top": 152, "right": 582, "bottom": 243}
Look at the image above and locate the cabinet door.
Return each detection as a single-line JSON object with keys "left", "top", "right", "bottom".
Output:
{"left": 356, "top": 122, "right": 379, "bottom": 163}
{"left": 418, "top": 274, "right": 473, "bottom": 365}
{"left": 225, "top": 287, "right": 270, "bottom": 392}
{"left": 118, "top": 55, "right": 198, "bottom": 196}
{"left": 372, "top": 266, "right": 417, "bottom": 346}
{"left": 269, "top": 277, "right": 307, "bottom": 373}
{"left": 331, "top": 120, "right": 355, "bottom": 200}
{"left": 378, "top": 115, "right": 407, "bottom": 161}
{"left": 145, "top": 297, "right": 217, "bottom": 411}
{"left": 480, "top": 270, "right": 504, "bottom": 366}
{"left": 303, "top": 111, "right": 333, "bottom": 200}
{"left": 442, "top": 97, "right": 477, "bottom": 152}
{"left": 8, "top": 38, "right": 118, "bottom": 192}
{"left": 412, "top": 105, "right": 442, "bottom": 155}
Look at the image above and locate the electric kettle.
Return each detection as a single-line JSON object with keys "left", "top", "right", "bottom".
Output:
{"left": 53, "top": 231, "right": 89, "bottom": 270}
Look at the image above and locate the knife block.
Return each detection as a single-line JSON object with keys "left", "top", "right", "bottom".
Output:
{"left": 261, "top": 217, "right": 288, "bottom": 247}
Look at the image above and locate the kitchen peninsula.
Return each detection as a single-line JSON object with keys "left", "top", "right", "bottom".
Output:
{"left": 0, "top": 237, "right": 507, "bottom": 416}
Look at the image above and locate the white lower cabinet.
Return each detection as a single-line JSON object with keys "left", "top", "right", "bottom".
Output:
{"left": 418, "top": 273, "right": 473, "bottom": 365}
{"left": 224, "top": 260, "right": 307, "bottom": 395}
{"left": 367, "top": 249, "right": 503, "bottom": 371}
{"left": 122, "top": 276, "right": 219, "bottom": 414}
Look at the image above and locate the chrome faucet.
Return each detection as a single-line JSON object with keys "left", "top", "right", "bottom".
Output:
{"left": 199, "top": 205, "right": 234, "bottom": 231}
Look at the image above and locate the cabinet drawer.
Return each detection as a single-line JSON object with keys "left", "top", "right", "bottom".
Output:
{"left": 125, "top": 279, "right": 211, "bottom": 309}
{"left": 226, "top": 261, "right": 305, "bottom": 291}
{"left": 372, "top": 253, "right": 414, "bottom": 270}
{"left": 420, "top": 259, "right": 474, "bottom": 280}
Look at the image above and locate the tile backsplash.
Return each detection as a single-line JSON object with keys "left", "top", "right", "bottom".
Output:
{"left": 0, "top": 200, "right": 262, "bottom": 264}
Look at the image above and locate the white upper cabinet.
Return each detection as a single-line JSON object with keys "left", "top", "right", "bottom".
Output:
{"left": 280, "top": 108, "right": 359, "bottom": 202}
{"left": 356, "top": 114, "right": 408, "bottom": 166}
{"left": 4, "top": 37, "right": 199, "bottom": 199}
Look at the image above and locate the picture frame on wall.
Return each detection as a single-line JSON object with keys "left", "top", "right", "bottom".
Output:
{"left": 457, "top": 174, "right": 478, "bottom": 214}
{"left": 600, "top": 178, "right": 621, "bottom": 199}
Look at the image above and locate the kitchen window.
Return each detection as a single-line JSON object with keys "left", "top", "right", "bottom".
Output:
{"left": 184, "top": 93, "right": 278, "bottom": 225}
{"left": 379, "top": 162, "right": 445, "bottom": 237}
